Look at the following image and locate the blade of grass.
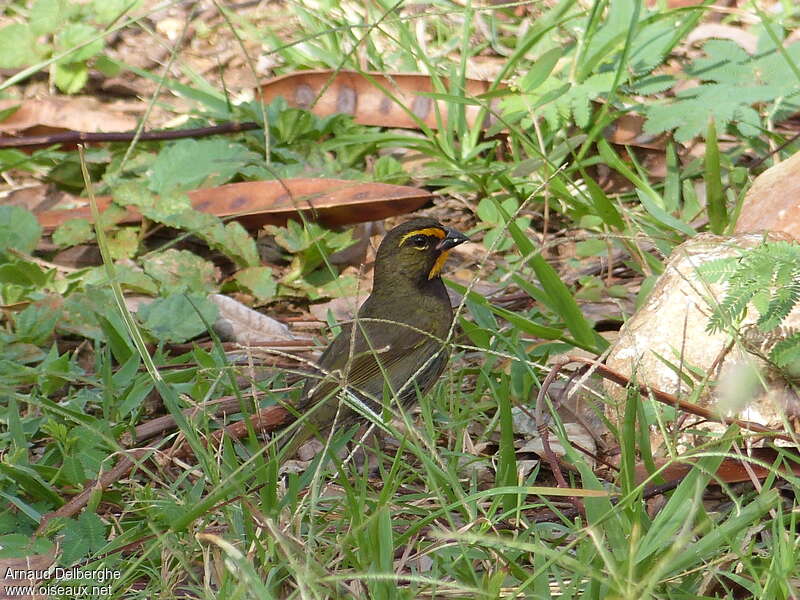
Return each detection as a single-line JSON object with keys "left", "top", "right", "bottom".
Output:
{"left": 492, "top": 190, "right": 607, "bottom": 352}
{"left": 635, "top": 431, "right": 736, "bottom": 564}
{"left": 705, "top": 118, "right": 727, "bottom": 234}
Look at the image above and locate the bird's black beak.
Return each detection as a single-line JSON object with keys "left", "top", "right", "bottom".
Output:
{"left": 436, "top": 228, "right": 470, "bottom": 252}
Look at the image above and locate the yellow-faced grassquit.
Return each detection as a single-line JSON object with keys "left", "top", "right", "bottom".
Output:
{"left": 287, "top": 217, "right": 469, "bottom": 456}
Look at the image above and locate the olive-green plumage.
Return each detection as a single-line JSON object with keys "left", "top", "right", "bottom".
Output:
{"left": 288, "top": 217, "right": 469, "bottom": 455}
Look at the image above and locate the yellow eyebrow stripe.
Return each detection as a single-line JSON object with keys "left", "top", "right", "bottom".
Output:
{"left": 400, "top": 227, "right": 446, "bottom": 245}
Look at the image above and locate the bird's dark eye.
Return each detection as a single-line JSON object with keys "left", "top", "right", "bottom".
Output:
{"left": 408, "top": 234, "right": 429, "bottom": 249}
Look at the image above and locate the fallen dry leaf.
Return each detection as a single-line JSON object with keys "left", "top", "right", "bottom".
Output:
{"left": 210, "top": 293, "right": 296, "bottom": 343}
{"left": 0, "top": 552, "right": 55, "bottom": 600}
{"left": 0, "top": 97, "right": 136, "bottom": 141}
{"left": 1, "top": 183, "right": 78, "bottom": 214}
{"left": 260, "top": 70, "right": 499, "bottom": 129}
{"left": 604, "top": 112, "right": 667, "bottom": 150}
{"left": 686, "top": 23, "right": 758, "bottom": 54}
{"left": 35, "top": 179, "right": 434, "bottom": 231}
{"left": 636, "top": 447, "right": 800, "bottom": 485}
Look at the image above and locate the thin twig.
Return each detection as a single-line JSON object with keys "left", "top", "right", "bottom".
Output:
{"left": 533, "top": 361, "right": 585, "bottom": 515}
{"left": 0, "top": 122, "right": 260, "bottom": 149}
{"left": 36, "top": 449, "right": 149, "bottom": 535}
{"left": 557, "top": 355, "right": 795, "bottom": 442}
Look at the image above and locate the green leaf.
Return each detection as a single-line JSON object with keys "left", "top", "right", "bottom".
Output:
{"left": 372, "top": 155, "right": 408, "bottom": 185}
{"left": 0, "top": 463, "right": 62, "bottom": 506}
{"left": 235, "top": 266, "right": 277, "bottom": 301}
{"left": 60, "top": 511, "right": 107, "bottom": 566}
{"left": 30, "top": 0, "right": 65, "bottom": 35}
{"left": 93, "top": 53, "right": 121, "bottom": 77}
{"left": 668, "top": 489, "right": 779, "bottom": 577}
{"left": 637, "top": 436, "right": 734, "bottom": 565}
{"left": 638, "top": 39, "right": 800, "bottom": 141}
{"left": 55, "top": 23, "right": 104, "bottom": 63}
{"left": 0, "top": 260, "right": 49, "bottom": 294}
{"left": 138, "top": 293, "right": 218, "bottom": 343}
{"left": 0, "top": 206, "right": 42, "bottom": 254}
{"left": 488, "top": 305, "right": 563, "bottom": 340}
{"left": 53, "top": 61, "right": 89, "bottom": 94}
{"left": 483, "top": 224, "right": 514, "bottom": 252}
{"left": 576, "top": 239, "right": 607, "bottom": 257}
{"left": 495, "top": 378, "right": 517, "bottom": 514}
{"left": 633, "top": 73, "right": 676, "bottom": 95}
{"left": 636, "top": 189, "right": 696, "bottom": 237}
{"left": 112, "top": 181, "right": 157, "bottom": 209}
{"left": 142, "top": 192, "right": 194, "bottom": 223}
{"left": 704, "top": 119, "right": 727, "bottom": 234}
{"left": 83, "top": 264, "right": 158, "bottom": 295}
{"left": 142, "top": 249, "right": 218, "bottom": 294}
{"left": 493, "top": 195, "right": 604, "bottom": 352}
{"left": 215, "top": 221, "right": 260, "bottom": 268}
{"left": 107, "top": 226, "right": 139, "bottom": 260}
{"left": 0, "top": 24, "right": 39, "bottom": 68}
{"left": 52, "top": 218, "right": 94, "bottom": 247}
{"left": 14, "top": 302, "right": 60, "bottom": 344}
{"left": 0, "top": 104, "right": 21, "bottom": 123}
{"left": 92, "top": 0, "right": 137, "bottom": 24}
{"left": 148, "top": 139, "right": 261, "bottom": 194}
{"left": 584, "top": 175, "right": 624, "bottom": 230}
{"left": 0, "top": 534, "right": 54, "bottom": 558}
{"left": 519, "top": 47, "right": 562, "bottom": 92}
{"left": 770, "top": 332, "right": 800, "bottom": 369}
{"left": 476, "top": 197, "right": 500, "bottom": 225}
{"left": 526, "top": 253, "right": 606, "bottom": 351}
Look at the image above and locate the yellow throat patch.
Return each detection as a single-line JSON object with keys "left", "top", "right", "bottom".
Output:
{"left": 428, "top": 250, "right": 450, "bottom": 280}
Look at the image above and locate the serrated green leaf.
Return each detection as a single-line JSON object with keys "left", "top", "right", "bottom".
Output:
{"left": 0, "top": 24, "right": 39, "bottom": 69}
{"left": 112, "top": 181, "right": 155, "bottom": 209}
{"left": 148, "top": 139, "right": 261, "bottom": 194}
{"left": 770, "top": 332, "right": 800, "bottom": 369}
{"left": 235, "top": 266, "right": 277, "bottom": 301}
{"left": 0, "top": 206, "right": 41, "bottom": 254}
{"left": 55, "top": 23, "right": 104, "bottom": 63}
{"left": 53, "top": 61, "right": 89, "bottom": 94}
{"left": 138, "top": 293, "right": 218, "bottom": 343}
{"left": 641, "top": 39, "right": 800, "bottom": 141}
{"left": 632, "top": 74, "right": 676, "bottom": 95}
{"left": 107, "top": 227, "right": 139, "bottom": 260}
{"left": 60, "top": 511, "right": 107, "bottom": 565}
{"left": 52, "top": 218, "right": 94, "bottom": 247}
{"left": 30, "top": 0, "right": 65, "bottom": 35}
{"left": 142, "top": 249, "right": 218, "bottom": 294}
{"left": 92, "top": 0, "right": 137, "bottom": 24}
{"left": 83, "top": 264, "right": 158, "bottom": 296}
{"left": 217, "top": 221, "right": 260, "bottom": 268}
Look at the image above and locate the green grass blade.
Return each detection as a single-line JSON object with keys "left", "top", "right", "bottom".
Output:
{"left": 704, "top": 119, "right": 727, "bottom": 234}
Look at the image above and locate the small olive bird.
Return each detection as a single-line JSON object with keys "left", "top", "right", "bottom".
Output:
{"left": 286, "top": 217, "right": 469, "bottom": 456}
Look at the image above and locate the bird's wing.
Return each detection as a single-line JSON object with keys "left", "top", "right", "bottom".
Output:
{"left": 302, "top": 318, "right": 445, "bottom": 409}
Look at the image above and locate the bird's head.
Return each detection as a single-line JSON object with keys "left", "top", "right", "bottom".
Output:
{"left": 373, "top": 217, "right": 469, "bottom": 287}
